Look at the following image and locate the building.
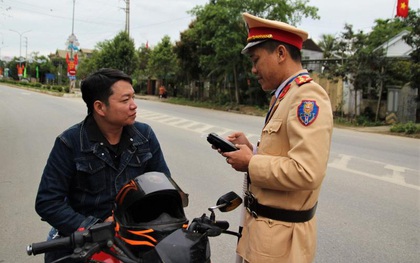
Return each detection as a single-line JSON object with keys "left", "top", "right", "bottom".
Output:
{"left": 302, "top": 38, "right": 324, "bottom": 72}
{"left": 48, "top": 48, "right": 94, "bottom": 60}
{"left": 374, "top": 30, "right": 417, "bottom": 123}
{"left": 374, "top": 30, "right": 412, "bottom": 58}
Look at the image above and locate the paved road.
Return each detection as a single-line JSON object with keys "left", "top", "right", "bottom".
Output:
{"left": 0, "top": 85, "right": 419, "bottom": 263}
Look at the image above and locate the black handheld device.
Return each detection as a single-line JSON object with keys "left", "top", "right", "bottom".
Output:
{"left": 207, "top": 133, "right": 238, "bottom": 152}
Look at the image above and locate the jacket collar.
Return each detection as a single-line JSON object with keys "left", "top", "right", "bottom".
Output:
{"left": 79, "top": 115, "right": 147, "bottom": 153}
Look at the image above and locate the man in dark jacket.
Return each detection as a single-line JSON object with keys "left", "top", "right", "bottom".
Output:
{"left": 35, "top": 68, "right": 171, "bottom": 262}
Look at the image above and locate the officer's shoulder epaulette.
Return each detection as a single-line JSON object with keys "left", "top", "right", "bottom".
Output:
{"left": 295, "top": 75, "right": 313, "bottom": 86}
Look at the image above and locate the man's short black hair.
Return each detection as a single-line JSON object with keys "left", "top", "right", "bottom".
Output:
{"left": 258, "top": 40, "right": 302, "bottom": 62}
{"left": 81, "top": 68, "right": 132, "bottom": 114}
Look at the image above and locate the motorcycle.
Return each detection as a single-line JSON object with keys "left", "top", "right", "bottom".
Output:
{"left": 26, "top": 172, "right": 242, "bottom": 263}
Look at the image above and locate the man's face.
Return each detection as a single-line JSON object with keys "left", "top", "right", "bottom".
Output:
{"left": 249, "top": 47, "right": 282, "bottom": 92}
{"left": 103, "top": 80, "right": 137, "bottom": 127}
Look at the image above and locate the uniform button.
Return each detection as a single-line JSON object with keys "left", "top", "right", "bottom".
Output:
{"left": 130, "top": 138, "right": 133, "bottom": 142}
{"left": 268, "top": 219, "right": 273, "bottom": 225}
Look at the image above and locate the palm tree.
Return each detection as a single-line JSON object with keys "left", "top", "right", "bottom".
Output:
{"left": 318, "top": 34, "right": 339, "bottom": 58}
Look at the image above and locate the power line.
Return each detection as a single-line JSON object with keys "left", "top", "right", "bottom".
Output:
{"left": 2, "top": 0, "right": 122, "bottom": 27}
{"left": 130, "top": 16, "right": 192, "bottom": 30}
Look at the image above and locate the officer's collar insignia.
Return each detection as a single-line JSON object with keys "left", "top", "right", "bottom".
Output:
{"left": 295, "top": 75, "right": 312, "bottom": 86}
{"left": 297, "top": 100, "right": 319, "bottom": 126}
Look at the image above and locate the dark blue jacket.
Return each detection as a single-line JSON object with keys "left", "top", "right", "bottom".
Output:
{"left": 35, "top": 118, "right": 170, "bottom": 236}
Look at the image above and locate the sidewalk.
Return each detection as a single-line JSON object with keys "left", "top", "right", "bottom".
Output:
{"left": 340, "top": 125, "right": 392, "bottom": 133}
{"left": 135, "top": 94, "right": 160, "bottom": 101}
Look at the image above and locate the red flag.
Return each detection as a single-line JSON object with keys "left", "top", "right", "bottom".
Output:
{"left": 396, "top": 0, "right": 409, "bottom": 18}
{"left": 145, "top": 41, "right": 149, "bottom": 49}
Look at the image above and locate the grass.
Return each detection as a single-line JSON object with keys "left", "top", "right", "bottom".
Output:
{"left": 166, "top": 97, "right": 267, "bottom": 116}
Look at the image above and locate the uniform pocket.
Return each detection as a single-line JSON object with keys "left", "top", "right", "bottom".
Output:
{"left": 249, "top": 217, "right": 293, "bottom": 258}
{"left": 262, "top": 118, "right": 282, "bottom": 135}
{"left": 259, "top": 118, "right": 284, "bottom": 155}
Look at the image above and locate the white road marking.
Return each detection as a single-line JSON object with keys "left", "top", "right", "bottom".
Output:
{"left": 140, "top": 110, "right": 419, "bottom": 191}
{"left": 329, "top": 154, "right": 419, "bottom": 191}
{"left": 139, "top": 110, "right": 259, "bottom": 138}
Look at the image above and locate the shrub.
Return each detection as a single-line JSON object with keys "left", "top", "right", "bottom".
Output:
{"left": 390, "top": 122, "right": 420, "bottom": 134}
{"left": 404, "top": 122, "right": 418, "bottom": 134}
{"left": 390, "top": 123, "right": 406, "bottom": 133}
{"left": 52, "top": 86, "right": 63, "bottom": 92}
{"left": 355, "top": 115, "right": 370, "bottom": 126}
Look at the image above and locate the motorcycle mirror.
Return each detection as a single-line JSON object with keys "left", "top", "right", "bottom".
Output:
{"left": 216, "top": 191, "right": 242, "bottom": 212}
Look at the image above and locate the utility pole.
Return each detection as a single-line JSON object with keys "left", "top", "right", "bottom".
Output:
{"left": 9, "top": 29, "right": 31, "bottom": 65}
{"left": 9, "top": 29, "right": 30, "bottom": 80}
{"left": 72, "top": 0, "right": 75, "bottom": 36}
{"left": 24, "top": 36, "right": 28, "bottom": 79}
{"left": 70, "top": 0, "right": 76, "bottom": 58}
{"left": 0, "top": 33, "right": 3, "bottom": 66}
{"left": 66, "top": 0, "right": 79, "bottom": 92}
{"left": 24, "top": 36, "right": 28, "bottom": 62}
{"left": 122, "top": 0, "right": 130, "bottom": 36}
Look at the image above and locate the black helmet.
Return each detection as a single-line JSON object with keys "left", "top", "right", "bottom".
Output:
{"left": 114, "top": 172, "right": 189, "bottom": 254}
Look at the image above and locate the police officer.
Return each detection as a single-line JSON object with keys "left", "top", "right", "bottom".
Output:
{"left": 222, "top": 13, "right": 333, "bottom": 263}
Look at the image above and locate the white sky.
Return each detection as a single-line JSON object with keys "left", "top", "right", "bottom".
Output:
{"left": 0, "top": 0, "right": 419, "bottom": 59}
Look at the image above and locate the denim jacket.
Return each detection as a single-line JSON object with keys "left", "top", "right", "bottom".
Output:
{"left": 35, "top": 117, "right": 170, "bottom": 236}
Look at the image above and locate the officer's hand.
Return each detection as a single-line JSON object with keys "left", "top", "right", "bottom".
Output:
{"left": 223, "top": 144, "right": 252, "bottom": 172}
{"left": 227, "top": 132, "right": 253, "bottom": 151}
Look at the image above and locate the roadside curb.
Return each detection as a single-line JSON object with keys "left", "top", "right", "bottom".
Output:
{"left": 338, "top": 125, "right": 392, "bottom": 133}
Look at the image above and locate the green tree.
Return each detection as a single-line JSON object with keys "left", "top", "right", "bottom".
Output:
{"left": 365, "top": 18, "right": 406, "bottom": 50}
{"left": 76, "top": 50, "right": 101, "bottom": 80}
{"left": 131, "top": 43, "right": 152, "bottom": 94}
{"left": 28, "top": 54, "right": 54, "bottom": 83}
{"left": 241, "top": 0, "right": 319, "bottom": 25}
{"left": 5, "top": 54, "right": 57, "bottom": 84}
{"left": 147, "top": 35, "right": 179, "bottom": 87}
{"left": 366, "top": 16, "right": 414, "bottom": 121}
{"left": 174, "top": 21, "right": 202, "bottom": 88}
{"left": 5, "top": 59, "right": 21, "bottom": 80}
{"left": 184, "top": 0, "right": 319, "bottom": 105}
{"left": 403, "top": 9, "right": 420, "bottom": 91}
{"left": 321, "top": 24, "right": 371, "bottom": 118}
{"left": 77, "top": 31, "right": 139, "bottom": 76}
{"left": 189, "top": 1, "right": 245, "bottom": 103}
{"left": 318, "top": 34, "right": 339, "bottom": 58}
{"left": 137, "top": 43, "right": 152, "bottom": 77}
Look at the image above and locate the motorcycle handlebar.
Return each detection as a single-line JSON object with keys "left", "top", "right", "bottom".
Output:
{"left": 27, "top": 222, "right": 115, "bottom": 257}
{"left": 214, "top": 220, "right": 229, "bottom": 231}
{"left": 188, "top": 216, "right": 233, "bottom": 237}
{"left": 27, "top": 236, "right": 72, "bottom": 256}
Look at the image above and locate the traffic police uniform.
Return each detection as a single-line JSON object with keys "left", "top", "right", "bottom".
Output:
{"left": 237, "top": 13, "right": 333, "bottom": 263}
